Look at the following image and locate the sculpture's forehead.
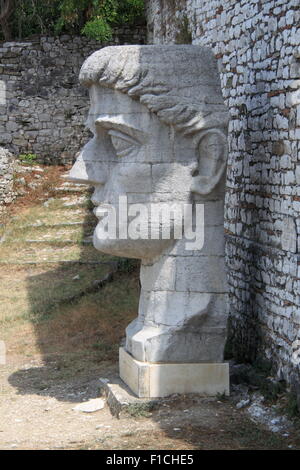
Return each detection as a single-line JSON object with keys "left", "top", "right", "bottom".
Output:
{"left": 88, "top": 84, "right": 149, "bottom": 116}
{"left": 87, "top": 84, "right": 166, "bottom": 138}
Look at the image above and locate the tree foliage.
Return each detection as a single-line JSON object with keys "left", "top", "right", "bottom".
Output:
{"left": 0, "top": 0, "right": 145, "bottom": 41}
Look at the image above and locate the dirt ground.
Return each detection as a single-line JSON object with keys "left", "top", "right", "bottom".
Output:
{"left": 0, "top": 163, "right": 300, "bottom": 450}
{"left": 0, "top": 352, "right": 299, "bottom": 450}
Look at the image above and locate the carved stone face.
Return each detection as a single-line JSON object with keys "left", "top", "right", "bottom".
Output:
{"left": 69, "top": 84, "right": 198, "bottom": 260}
{"left": 69, "top": 45, "right": 228, "bottom": 261}
{"left": 68, "top": 46, "right": 230, "bottom": 391}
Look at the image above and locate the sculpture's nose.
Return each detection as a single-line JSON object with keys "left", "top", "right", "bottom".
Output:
{"left": 65, "top": 151, "right": 92, "bottom": 184}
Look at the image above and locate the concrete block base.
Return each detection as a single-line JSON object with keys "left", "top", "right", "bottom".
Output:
{"left": 119, "top": 347, "right": 230, "bottom": 398}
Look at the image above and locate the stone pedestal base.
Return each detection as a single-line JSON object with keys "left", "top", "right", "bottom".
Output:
{"left": 119, "top": 347, "right": 229, "bottom": 398}
{"left": 99, "top": 376, "right": 158, "bottom": 418}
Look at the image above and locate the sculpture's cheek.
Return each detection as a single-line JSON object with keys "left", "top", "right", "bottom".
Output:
{"left": 112, "top": 163, "right": 152, "bottom": 194}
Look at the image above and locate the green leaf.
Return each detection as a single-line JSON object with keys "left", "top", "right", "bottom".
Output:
{"left": 81, "top": 16, "right": 113, "bottom": 42}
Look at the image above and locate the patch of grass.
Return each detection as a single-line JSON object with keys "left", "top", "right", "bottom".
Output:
{"left": 216, "top": 392, "right": 228, "bottom": 402}
{"left": 0, "top": 197, "right": 115, "bottom": 265}
{"left": 231, "top": 360, "right": 286, "bottom": 403}
{"left": 86, "top": 198, "right": 95, "bottom": 211}
{"left": 117, "top": 258, "right": 140, "bottom": 273}
{"left": 0, "top": 263, "right": 112, "bottom": 325}
{"left": 258, "top": 378, "right": 286, "bottom": 402}
{"left": 18, "top": 153, "right": 38, "bottom": 164}
{"left": 2, "top": 224, "right": 87, "bottom": 244}
{"left": 285, "top": 392, "right": 300, "bottom": 418}
{"left": 1, "top": 163, "right": 140, "bottom": 381}
{"left": 253, "top": 358, "right": 273, "bottom": 375}
{"left": 126, "top": 402, "right": 154, "bottom": 418}
{"left": 92, "top": 342, "right": 116, "bottom": 359}
{"left": 2, "top": 268, "right": 139, "bottom": 361}
{"left": 229, "top": 419, "right": 287, "bottom": 449}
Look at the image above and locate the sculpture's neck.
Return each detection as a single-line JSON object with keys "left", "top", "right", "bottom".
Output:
{"left": 139, "top": 198, "right": 227, "bottom": 325}
{"left": 125, "top": 196, "right": 229, "bottom": 363}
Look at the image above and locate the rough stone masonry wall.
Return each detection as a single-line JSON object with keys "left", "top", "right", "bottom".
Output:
{"left": 0, "top": 147, "right": 15, "bottom": 210}
{"left": 146, "top": 0, "right": 300, "bottom": 393}
{"left": 0, "top": 27, "right": 145, "bottom": 164}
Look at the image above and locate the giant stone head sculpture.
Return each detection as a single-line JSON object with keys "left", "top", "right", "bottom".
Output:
{"left": 69, "top": 45, "right": 229, "bottom": 397}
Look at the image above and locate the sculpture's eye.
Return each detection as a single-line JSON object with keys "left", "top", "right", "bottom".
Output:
{"left": 108, "top": 130, "right": 140, "bottom": 157}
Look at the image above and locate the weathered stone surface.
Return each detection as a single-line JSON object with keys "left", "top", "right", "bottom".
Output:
{"left": 281, "top": 217, "right": 297, "bottom": 253}
{"left": 146, "top": 0, "right": 300, "bottom": 399}
{"left": 0, "top": 147, "right": 16, "bottom": 209}
{"left": 119, "top": 347, "right": 230, "bottom": 398}
{"left": 68, "top": 45, "right": 229, "bottom": 396}
{"left": 99, "top": 376, "right": 158, "bottom": 418}
{"left": 72, "top": 398, "right": 105, "bottom": 413}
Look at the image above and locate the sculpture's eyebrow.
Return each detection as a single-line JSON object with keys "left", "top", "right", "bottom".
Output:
{"left": 94, "top": 117, "right": 148, "bottom": 143}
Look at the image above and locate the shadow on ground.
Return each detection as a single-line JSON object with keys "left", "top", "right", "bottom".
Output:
{"left": 6, "top": 179, "right": 140, "bottom": 404}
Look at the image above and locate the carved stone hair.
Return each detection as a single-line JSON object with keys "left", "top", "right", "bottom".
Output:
{"left": 79, "top": 45, "right": 228, "bottom": 136}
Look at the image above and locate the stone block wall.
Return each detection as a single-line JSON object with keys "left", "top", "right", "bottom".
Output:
{"left": 0, "top": 147, "right": 15, "bottom": 210}
{"left": 146, "top": 0, "right": 300, "bottom": 392}
{"left": 0, "top": 27, "right": 145, "bottom": 164}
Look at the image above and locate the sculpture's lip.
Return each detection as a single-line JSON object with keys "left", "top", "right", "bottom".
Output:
{"left": 93, "top": 203, "right": 113, "bottom": 218}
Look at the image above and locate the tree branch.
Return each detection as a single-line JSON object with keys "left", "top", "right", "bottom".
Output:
{"left": 0, "top": 0, "right": 14, "bottom": 22}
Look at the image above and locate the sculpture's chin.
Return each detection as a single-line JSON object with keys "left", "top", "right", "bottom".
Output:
{"left": 93, "top": 229, "right": 173, "bottom": 260}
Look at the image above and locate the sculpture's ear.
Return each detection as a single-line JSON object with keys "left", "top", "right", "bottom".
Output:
{"left": 191, "top": 129, "right": 228, "bottom": 195}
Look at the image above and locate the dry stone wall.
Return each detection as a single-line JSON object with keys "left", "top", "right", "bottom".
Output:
{"left": 146, "top": 0, "right": 300, "bottom": 394}
{"left": 0, "top": 27, "right": 145, "bottom": 164}
{"left": 0, "top": 147, "right": 15, "bottom": 211}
